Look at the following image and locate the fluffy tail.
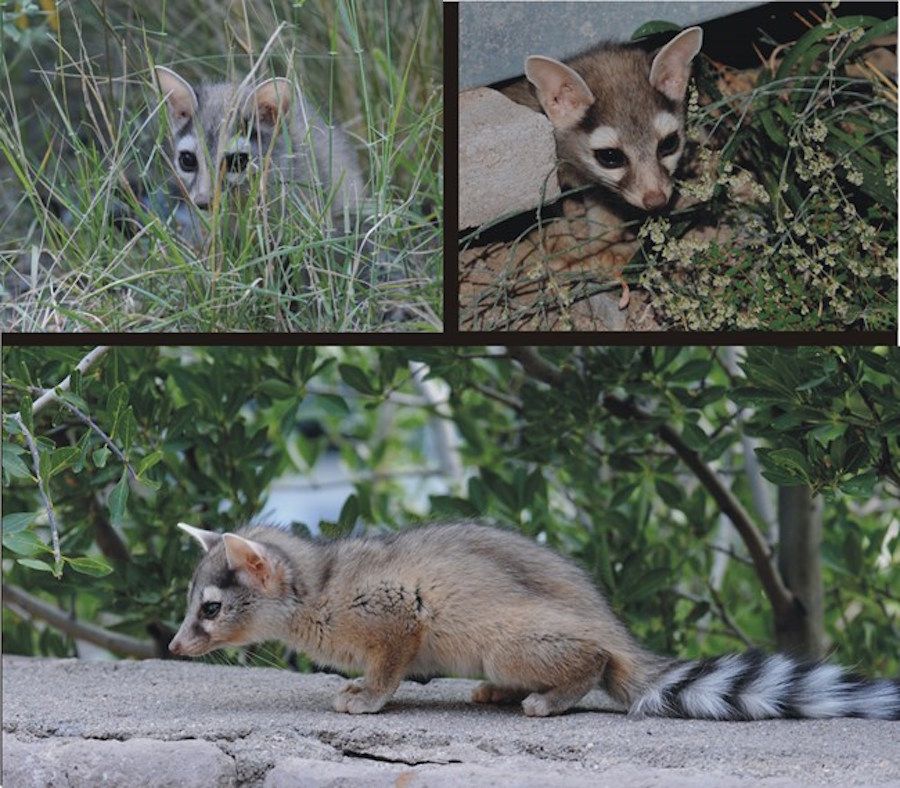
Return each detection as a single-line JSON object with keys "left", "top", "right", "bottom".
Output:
{"left": 629, "top": 649, "right": 899, "bottom": 721}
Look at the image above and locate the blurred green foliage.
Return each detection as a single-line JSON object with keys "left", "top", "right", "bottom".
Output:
{"left": 2, "top": 346, "right": 898, "bottom": 676}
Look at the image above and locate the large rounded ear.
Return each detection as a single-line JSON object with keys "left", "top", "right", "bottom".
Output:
{"left": 524, "top": 56, "right": 595, "bottom": 129}
{"left": 222, "top": 533, "right": 282, "bottom": 594}
{"left": 243, "top": 77, "right": 294, "bottom": 128}
{"left": 155, "top": 66, "right": 198, "bottom": 128}
{"left": 649, "top": 27, "right": 703, "bottom": 102}
{"left": 177, "top": 522, "right": 221, "bottom": 552}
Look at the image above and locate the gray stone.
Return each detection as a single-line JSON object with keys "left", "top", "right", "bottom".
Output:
{"left": 458, "top": 88, "right": 559, "bottom": 230}
{"left": 264, "top": 757, "right": 398, "bottom": 787}
{"left": 2, "top": 736, "right": 236, "bottom": 788}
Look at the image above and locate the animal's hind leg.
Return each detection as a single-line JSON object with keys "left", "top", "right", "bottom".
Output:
{"left": 471, "top": 682, "right": 529, "bottom": 705}
{"left": 482, "top": 632, "right": 609, "bottom": 717}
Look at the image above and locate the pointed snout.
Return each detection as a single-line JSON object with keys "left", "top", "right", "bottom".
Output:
{"left": 168, "top": 635, "right": 185, "bottom": 656}
{"left": 642, "top": 190, "right": 669, "bottom": 211}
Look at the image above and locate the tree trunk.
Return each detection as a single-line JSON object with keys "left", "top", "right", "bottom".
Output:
{"left": 776, "top": 485, "right": 825, "bottom": 658}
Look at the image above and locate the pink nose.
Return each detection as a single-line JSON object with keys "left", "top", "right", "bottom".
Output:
{"left": 642, "top": 191, "right": 668, "bottom": 210}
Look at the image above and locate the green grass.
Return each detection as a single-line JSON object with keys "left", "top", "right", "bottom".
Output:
{"left": 0, "top": 0, "right": 443, "bottom": 331}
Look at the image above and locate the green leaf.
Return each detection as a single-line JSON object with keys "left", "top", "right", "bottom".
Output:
{"left": 319, "top": 519, "right": 353, "bottom": 539}
{"left": 337, "top": 494, "right": 360, "bottom": 531}
{"left": 631, "top": 20, "right": 680, "bottom": 40}
{"left": 2, "top": 512, "right": 35, "bottom": 534}
{"left": 3, "top": 450, "right": 32, "bottom": 480}
{"left": 107, "top": 384, "right": 129, "bottom": 438}
{"left": 108, "top": 472, "right": 129, "bottom": 526}
{"left": 258, "top": 379, "right": 297, "bottom": 399}
{"left": 701, "top": 433, "right": 735, "bottom": 463}
{"left": 808, "top": 422, "right": 847, "bottom": 445}
{"left": 621, "top": 567, "right": 672, "bottom": 602}
{"left": 669, "top": 359, "right": 713, "bottom": 384}
{"left": 316, "top": 393, "right": 349, "bottom": 417}
{"left": 19, "top": 394, "right": 34, "bottom": 435}
{"left": 136, "top": 450, "right": 164, "bottom": 476}
{"left": 838, "top": 471, "right": 877, "bottom": 497}
{"left": 65, "top": 555, "right": 114, "bottom": 577}
{"left": 92, "top": 447, "right": 111, "bottom": 469}
{"left": 17, "top": 558, "right": 54, "bottom": 573}
{"left": 338, "top": 364, "right": 378, "bottom": 395}
{"left": 680, "top": 422, "right": 707, "bottom": 451}
{"left": 57, "top": 389, "right": 90, "bottom": 414}
{"left": 41, "top": 446, "right": 81, "bottom": 480}
{"left": 655, "top": 478, "right": 684, "bottom": 508}
{"left": 430, "top": 495, "right": 480, "bottom": 518}
{"left": 2, "top": 529, "right": 50, "bottom": 556}
{"left": 756, "top": 447, "right": 810, "bottom": 484}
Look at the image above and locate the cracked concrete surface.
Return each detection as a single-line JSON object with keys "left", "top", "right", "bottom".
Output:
{"left": 3, "top": 657, "right": 899, "bottom": 787}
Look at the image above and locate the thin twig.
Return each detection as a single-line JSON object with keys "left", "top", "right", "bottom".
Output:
{"left": 505, "top": 347, "right": 797, "bottom": 623}
{"left": 10, "top": 414, "right": 62, "bottom": 577}
{"left": 55, "top": 399, "right": 137, "bottom": 481}
{"left": 707, "top": 583, "right": 755, "bottom": 647}
{"left": 2, "top": 583, "right": 158, "bottom": 659}
{"left": 31, "top": 346, "right": 111, "bottom": 416}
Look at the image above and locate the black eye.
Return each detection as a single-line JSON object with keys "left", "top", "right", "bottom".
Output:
{"left": 658, "top": 133, "right": 680, "bottom": 157}
{"left": 200, "top": 601, "right": 221, "bottom": 619}
{"left": 595, "top": 148, "right": 627, "bottom": 169}
{"left": 224, "top": 152, "right": 249, "bottom": 173}
{"left": 178, "top": 151, "right": 198, "bottom": 172}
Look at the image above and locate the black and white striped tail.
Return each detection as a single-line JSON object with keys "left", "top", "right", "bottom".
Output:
{"left": 630, "top": 650, "right": 900, "bottom": 721}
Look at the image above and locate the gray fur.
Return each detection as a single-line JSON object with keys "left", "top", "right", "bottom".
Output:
{"left": 157, "top": 68, "right": 363, "bottom": 218}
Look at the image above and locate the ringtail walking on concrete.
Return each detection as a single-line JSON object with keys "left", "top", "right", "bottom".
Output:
{"left": 170, "top": 522, "right": 900, "bottom": 720}
{"left": 154, "top": 66, "right": 364, "bottom": 219}
{"left": 502, "top": 28, "right": 703, "bottom": 306}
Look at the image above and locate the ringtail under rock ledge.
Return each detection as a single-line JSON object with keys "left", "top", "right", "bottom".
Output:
{"left": 154, "top": 66, "right": 364, "bottom": 219}
{"left": 498, "top": 26, "right": 702, "bottom": 311}
{"left": 170, "top": 522, "right": 900, "bottom": 720}
{"left": 502, "top": 27, "right": 703, "bottom": 218}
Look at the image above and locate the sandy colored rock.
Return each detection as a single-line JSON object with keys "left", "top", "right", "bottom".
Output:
{"left": 458, "top": 88, "right": 560, "bottom": 230}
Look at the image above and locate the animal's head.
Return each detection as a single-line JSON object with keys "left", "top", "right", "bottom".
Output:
{"left": 524, "top": 27, "right": 703, "bottom": 211}
{"left": 169, "top": 523, "right": 298, "bottom": 657}
{"left": 154, "top": 66, "right": 296, "bottom": 210}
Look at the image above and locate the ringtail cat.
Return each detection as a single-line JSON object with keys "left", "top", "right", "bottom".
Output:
{"left": 502, "top": 27, "right": 703, "bottom": 216}
{"left": 154, "top": 66, "right": 364, "bottom": 219}
{"left": 170, "top": 522, "right": 900, "bottom": 720}
{"left": 501, "top": 27, "right": 703, "bottom": 306}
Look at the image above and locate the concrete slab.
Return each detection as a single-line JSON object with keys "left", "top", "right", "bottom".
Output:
{"left": 458, "top": 88, "right": 559, "bottom": 230}
{"left": 3, "top": 657, "right": 899, "bottom": 787}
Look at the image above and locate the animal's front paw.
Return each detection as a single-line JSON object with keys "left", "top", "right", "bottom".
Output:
{"left": 338, "top": 678, "right": 366, "bottom": 695}
{"left": 521, "top": 692, "right": 553, "bottom": 717}
{"left": 333, "top": 687, "right": 388, "bottom": 714}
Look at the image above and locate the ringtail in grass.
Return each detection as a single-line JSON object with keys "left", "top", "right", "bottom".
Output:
{"left": 170, "top": 522, "right": 900, "bottom": 720}
{"left": 501, "top": 27, "right": 703, "bottom": 307}
{"left": 154, "top": 66, "right": 364, "bottom": 222}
